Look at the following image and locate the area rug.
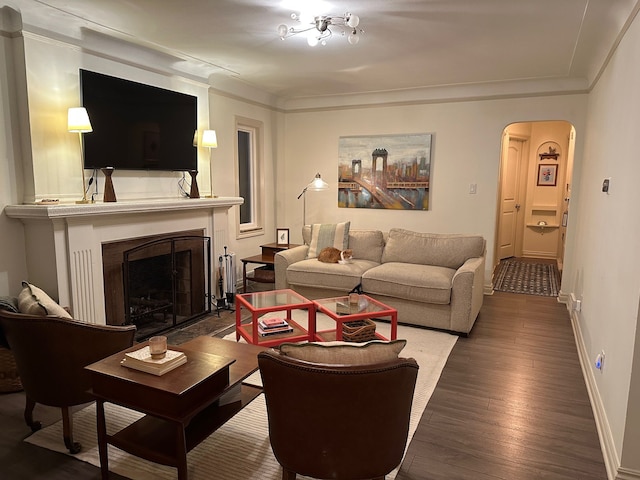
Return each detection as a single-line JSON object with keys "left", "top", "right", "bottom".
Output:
{"left": 25, "top": 319, "right": 456, "bottom": 480}
{"left": 493, "top": 258, "right": 560, "bottom": 296}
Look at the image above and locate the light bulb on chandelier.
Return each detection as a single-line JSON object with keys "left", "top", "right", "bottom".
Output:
{"left": 278, "top": 11, "right": 363, "bottom": 47}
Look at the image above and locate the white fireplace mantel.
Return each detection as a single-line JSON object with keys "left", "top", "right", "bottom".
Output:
{"left": 5, "top": 197, "right": 243, "bottom": 220}
{"left": 6, "top": 197, "right": 243, "bottom": 324}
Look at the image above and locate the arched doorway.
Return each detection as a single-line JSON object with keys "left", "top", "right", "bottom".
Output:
{"left": 494, "top": 121, "right": 575, "bottom": 292}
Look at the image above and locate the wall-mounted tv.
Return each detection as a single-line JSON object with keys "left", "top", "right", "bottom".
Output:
{"left": 80, "top": 69, "right": 197, "bottom": 171}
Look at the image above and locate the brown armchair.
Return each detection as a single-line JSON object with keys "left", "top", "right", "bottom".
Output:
{"left": 258, "top": 348, "right": 419, "bottom": 480}
{"left": 0, "top": 309, "right": 136, "bottom": 453}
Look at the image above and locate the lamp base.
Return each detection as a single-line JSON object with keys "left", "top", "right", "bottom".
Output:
{"left": 189, "top": 170, "right": 200, "bottom": 199}
{"left": 102, "top": 167, "right": 117, "bottom": 203}
{"left": 75, "top": 198, "right": 93, "bottom": 204}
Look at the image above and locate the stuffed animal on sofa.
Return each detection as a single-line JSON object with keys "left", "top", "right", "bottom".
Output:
{"left": 318, "top": 247, "right": 353, "bottom": 264}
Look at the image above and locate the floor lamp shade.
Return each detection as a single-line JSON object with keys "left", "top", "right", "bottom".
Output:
{"left": 297, "top": 173, "right": 329, "bottom": 226}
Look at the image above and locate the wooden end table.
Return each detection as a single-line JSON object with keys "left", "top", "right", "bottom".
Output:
{"left": 85, "top": 337, "right": 265, "bottom": 480}
{"left": 312, "top": 294, "right": 398, "bottom": 342}
{"left": 240, "top": 242, "right": 300, "bottom": 292}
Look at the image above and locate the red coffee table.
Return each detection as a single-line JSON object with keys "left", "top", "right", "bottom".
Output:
{"left": 312, "top": 294, "right": 398, "bottom": 342}
{"left": 235, "top": 289, "right": 315, "bottom": 347}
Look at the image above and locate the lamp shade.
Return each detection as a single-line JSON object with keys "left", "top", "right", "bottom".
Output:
{"left": 202, "top": 129, "right": 218, "bottom": 148}
{"left": 67, "top": 107, "right": 92, "bottom": 133}
{"left": 307, "top": 173, "right": 329, "bottom": 191}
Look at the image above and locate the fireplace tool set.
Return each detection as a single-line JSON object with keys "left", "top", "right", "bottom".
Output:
{"left": 214, "top": 246, "right": 236, "bottom": 314}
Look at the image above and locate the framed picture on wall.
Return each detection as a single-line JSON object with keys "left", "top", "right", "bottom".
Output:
{"left": 276, "top": 228, "right": 290, "bottom": 245}
{"left": 537, "top": 164, "right": 557, "bottom": 186}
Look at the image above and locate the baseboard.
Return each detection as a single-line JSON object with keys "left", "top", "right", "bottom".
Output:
{"left": 570, "top": 307, "right": 620, "bottom": 480}
{"left": 617, "top": 467, "right": 640, "bottom": 480}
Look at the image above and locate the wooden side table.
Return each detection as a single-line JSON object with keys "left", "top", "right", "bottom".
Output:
{"left": 241, "top": 242, "right": 300, "bottom": 292}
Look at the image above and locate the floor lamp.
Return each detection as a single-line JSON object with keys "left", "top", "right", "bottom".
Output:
{"left": 297, "top": 173, "right": 329, "bottom": 226}
{"left": 67, "top": 107, "right": 93, "bottom": 204}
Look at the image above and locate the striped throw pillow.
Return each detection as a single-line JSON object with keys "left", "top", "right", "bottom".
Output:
{"left": 306, "top": 222, "right": 351, "bottom": 259}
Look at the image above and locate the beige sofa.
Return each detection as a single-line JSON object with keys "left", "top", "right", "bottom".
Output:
{"left": 275, "top": 227, "right": 486, "bottom": 335}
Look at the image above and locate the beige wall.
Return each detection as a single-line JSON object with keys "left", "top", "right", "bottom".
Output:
{"left": 566, "top": 6, "right": 640, "bottom": 474}
{"left": 21, "top": 33, "right": 212, "bottom": 204}
{"left": 279, "top": 97, "right": 587, "bottom": 285}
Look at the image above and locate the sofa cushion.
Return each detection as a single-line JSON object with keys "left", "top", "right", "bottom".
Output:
{"left": 381, "top": 229, "right": 485, "bottom": 269}
{"left": 348, "top": 230, "right": 385, "bottom": 263}
{"left": 279, "top": 339, "right": 407, "bottom": 365}
{"left": 287, "top": 258, "right": 378, "bottom": 292}
{"left": 362, "top": 263, "right": 456, "bottom": 304}
{"left": 17, "top": 281, "right": 72, "bottom": 318}
{"left": 306, "top": 222, "right": 351, "bottom": 259}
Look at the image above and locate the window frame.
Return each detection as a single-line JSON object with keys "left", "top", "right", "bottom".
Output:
{"left": 235, "top": 116, "right": 264, "bottom": 238}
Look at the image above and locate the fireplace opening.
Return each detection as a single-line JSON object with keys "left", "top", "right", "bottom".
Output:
{"left": 121, "top": 235, "right": 211, "bottom": 340}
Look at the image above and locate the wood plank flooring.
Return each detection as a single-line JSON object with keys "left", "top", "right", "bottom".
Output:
{"left": 395, "top": 291, "right": 608, "bottom": 480}
{"left": 0, "top": 291, "right": 607, "bottom": 479}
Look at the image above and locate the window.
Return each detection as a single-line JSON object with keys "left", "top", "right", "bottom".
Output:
{"left": 236, "top": 117, "right": 263, "bottom": 236}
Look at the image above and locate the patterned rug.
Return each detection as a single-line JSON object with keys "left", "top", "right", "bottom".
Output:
{"left": 493, "top": 259, "right": 560, "bottom": 296}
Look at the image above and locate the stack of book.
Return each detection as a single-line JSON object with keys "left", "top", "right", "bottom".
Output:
{"left": 258, "top": 317, "right": 293, "bottom": 336}
{"left": 120, "top": 346, "right": 187, "bottom": 376}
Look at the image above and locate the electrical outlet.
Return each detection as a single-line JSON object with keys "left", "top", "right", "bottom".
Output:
{"left": 570, "top": 293, "right": 581, "bottom": 312}
{"left": 469, "top": 183, "right": 477, "bottom": 194}
{"left": 595, "top": 351, "right": 605, "bottom": 371}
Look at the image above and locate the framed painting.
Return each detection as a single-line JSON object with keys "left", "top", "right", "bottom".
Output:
{"left": 338, "top": 133, "right": 433, "bottom": 210}
{"left": 537, "top": 164, "right": 557, "bottom": 186}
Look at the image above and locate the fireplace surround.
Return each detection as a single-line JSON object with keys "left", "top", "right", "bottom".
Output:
{"left": 5, "top": 198, "right": 242, "bottom": 325}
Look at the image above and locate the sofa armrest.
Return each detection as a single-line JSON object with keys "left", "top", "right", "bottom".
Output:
{"left": 450, "top": 255, "right": 485, "bottom": 333}
{"left": 275, "top": 245, "right": 309, "bottom": 290}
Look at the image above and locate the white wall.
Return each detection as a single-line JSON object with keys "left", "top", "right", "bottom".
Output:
{"left": 206, "top": 90, "right": 282, "bottom": 262}
{"left": 21, "top": 33, "right": 212, "bottom": 204}
{"left": 565, "top": 7, "right": 640, "bottom": 474}
{"left": 0, "top": 16, "right": 28, "bottom": 296}
{"left": 279, "top": 96, "right": 587, "bottom": 285}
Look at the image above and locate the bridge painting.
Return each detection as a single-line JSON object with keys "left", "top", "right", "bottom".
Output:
{"left": 338, "top": 133, "right": 432, "bottom": 210}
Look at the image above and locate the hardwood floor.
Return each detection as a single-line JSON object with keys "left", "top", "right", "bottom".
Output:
{"left": 0, "top": 292, "right": 607, "bottom": 479}
{"left": 396, "top": 291, "right": 608, "bottom": 480}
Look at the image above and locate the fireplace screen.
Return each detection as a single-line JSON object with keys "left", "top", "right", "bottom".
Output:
{"left": 122, "top": 235, "right": 211, "bottom": 339}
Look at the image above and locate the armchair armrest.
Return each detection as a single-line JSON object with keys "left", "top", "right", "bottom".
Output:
{"left": 275, "top": 245, "right": 309, "bottom": 290}
{"left": 450, "top": 255, "right": 485, "bottom": 334}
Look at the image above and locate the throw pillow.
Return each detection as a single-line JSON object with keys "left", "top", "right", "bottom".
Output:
{"left": 279, "top": 339, "right": 407, "bottom": 365}
{"left": 0, "top": 296, "right": 19, "bottom": 313}
{"left": 17, "top": 281, "right": 72, "bottom": 318}
{"left": 306, "top": 221, "right": 351, "bottom": 259}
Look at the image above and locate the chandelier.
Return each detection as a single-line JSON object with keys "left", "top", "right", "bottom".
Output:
{"left": 278, "top": 12, "right": 362, "bottom": 47}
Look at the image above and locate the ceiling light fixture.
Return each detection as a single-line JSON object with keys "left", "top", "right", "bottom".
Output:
{"left": 278, "top": 12, "right": 362, "bottom": 47}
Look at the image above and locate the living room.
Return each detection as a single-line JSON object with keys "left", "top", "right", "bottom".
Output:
{"left": 1, "top": 1, "right": 640, "bottom": 479}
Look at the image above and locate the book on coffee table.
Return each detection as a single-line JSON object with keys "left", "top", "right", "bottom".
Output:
{"left": 259, "top": 317, "right": 290, "bottom": 330}
{"left": 121, "top": 346, "right": 187, "bottom": 376}
{"left": 258, "top": 324, "right": 294, "bottom": 336}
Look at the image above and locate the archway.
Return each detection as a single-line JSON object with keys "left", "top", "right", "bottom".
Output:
{"left": 494, "top": 120, "right": 576, "bottom": 289}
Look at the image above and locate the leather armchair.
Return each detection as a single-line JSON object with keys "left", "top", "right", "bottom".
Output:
{"left": 0, "top": 310, "right": 136, "bottom": 453}
{"left": 258, "top": 349, "right": 419, "bottom": 480}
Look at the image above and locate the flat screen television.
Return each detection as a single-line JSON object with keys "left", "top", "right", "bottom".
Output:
{"left": 80, "top": 69, "right": 197, "bottom": 171}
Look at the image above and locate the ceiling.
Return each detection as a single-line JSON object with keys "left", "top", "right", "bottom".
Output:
{"left": 8, "top": 0, "right": 640, "bottom": 102}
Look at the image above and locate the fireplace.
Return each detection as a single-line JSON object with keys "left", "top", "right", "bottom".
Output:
{"left": 102, "top": 230, "right": 211, "bottom": 338}
{"left": 5, "top": 197, "right": 243, "bottom": 325}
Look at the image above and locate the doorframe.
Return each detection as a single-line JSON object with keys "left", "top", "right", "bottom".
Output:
{"left": 493, "top": 121, "right": 576, "bottom": 290}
